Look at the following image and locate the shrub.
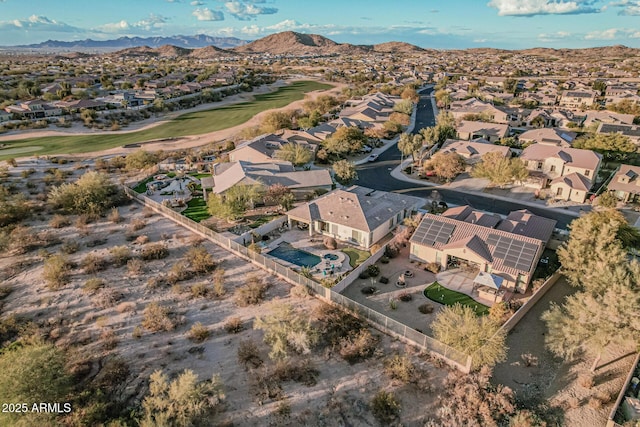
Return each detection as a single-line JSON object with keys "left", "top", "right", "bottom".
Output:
{"left": 49, "top": 214, "right": 71, "bottom": 228}
{"left": 43, "top": 254, "right": 71, "bottom": 290}
{"left": 167, "top": 261, "right": 194, "bottom": 285}
{"left": 140, "top": 243, "right": 169, "bottom": 260}
{"left": 426, "top": 262, "right": 441, "bottom": 273}
{"left": 366, "top": 264, "right": 380, "bottom": 277}
{"left": 339, "top": 329, "right": 378, "bottom": 364}
{"left": 361, "top": 286, "right": 376, "bottom": 295}
{"left": 398, "top": 292, "right": 413, "bottom": 302}
{"left": 132, "top": 326, "right": 143, "bottom": 339}
{"left": 142, "top": 302, "right": 176, "bottom": 332}
{"left": 358, "top": 271, "right": 369, "bottom": 280}
{"left": 521, "top": 353, "right": 539, "bottom": 367}
{"left": 237, "top": 339, "right": 263, "bottom": 369}
{"left": 189, "top": 282, "right": 209, "bottom": 299}
{"left": 578, "top": 372, "right": 595, "bottom": 389}
{"left": 127, "top": 258, "right": 144, "bottom": 275}
{"left": 81, "top": 253, "right": 107, "bottom": 274}
{"left": 48, "top": 171, "right": 123, "bottom": 216}
{"left": 323, "top": 236, "right": 337, "bottom": 250}
{"left": 418, "top": 303, "right": 434, "bottom": 314}
{"left": 60, "top": 239, "right": 80, "bottom": 254}
{"left": 384, "top": 354, "right": 415, "bottom": 383}
{"left": 92, "top": 289, "right": 124, "bottom": 309}
{"left": 212, "top": 269, "right": 226, "bottom": 298}
{"left": 380, "top": 256, "right": 390, "bottom": 264}
{"left": 384, "top": 246, "right": 398, "bottom": 258}
{"left": 379, "top": 276, "right": 389, "bottom": 284}
{"left": 188, "top": 322, "right": 210, "bottom": 343}
{"left": 109, "top": 246, "right": 131, "bottom": 266}
{"left": 83, "top": 278, "right": 105, "bottom": 294}
{"left": 142, "top": 207, "right": 154, "bottom": 218}
{"left": 224, "top": 317, "right": 244, "bottom": 334}
{"left": 107, "top": 207, "right": 122, "bottom": 223}
{"left": 135, "top": 235, "right": 150, "bottom": 245}
{"left": 186, "top": 245, "right": 216, "bottom": 275}
{"left": 235, "top": 276, "right": 269, "bottom": 307}
{"left": 129, "top": 218, "right": 146, "bottom": 232}
{"left": 371, "top": 390, "right": 401, "bottom": 424}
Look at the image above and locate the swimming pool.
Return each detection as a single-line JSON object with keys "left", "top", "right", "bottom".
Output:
{"left": 268, "top": 243, "right": 321, "bottom": 268}
{"left": 323, "top": 253, "right": 339, "bottom": 261}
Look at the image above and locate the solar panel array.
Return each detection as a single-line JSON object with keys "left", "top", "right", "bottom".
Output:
{"left": 412, "top": 218, "right": 455, "bottom": 246}
{"left": 487, "top": 233, "right": 538, "bottom": 272}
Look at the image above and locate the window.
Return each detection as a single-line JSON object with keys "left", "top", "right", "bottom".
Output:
{"left": 537, "top": 161, "right": 543, "bottom": 170}
{"left": 585, "top": 170, "right": 590, "bottom": 177}
{"left": 557, "top": 187, "right": 563, "bottom": 196}
{"left": 550, "top": 165, "right": 556, "bottom": 172}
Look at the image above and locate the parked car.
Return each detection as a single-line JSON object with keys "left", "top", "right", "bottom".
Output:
{"left": 361, "top": 145, "right": 373, "bottom": 153}
{"left": 367, "top": 153, "right": 379, "bottom": 162}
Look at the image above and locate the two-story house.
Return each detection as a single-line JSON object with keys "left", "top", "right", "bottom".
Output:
{"left": 558, "top": 90, "right": 598, "bottom": 108}
{"left": 607, "top": 164, "right": 640, "bottom": 203}
{"left": 520, "top": 145, "right": 602, "bottom": 202}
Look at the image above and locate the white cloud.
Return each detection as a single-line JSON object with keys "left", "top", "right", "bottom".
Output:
{"left": 190, "top": 0, "right": 205, "bottom": 5}
{"left": 0, "top": 15, "right": 83, "bottom": 32}
{"left": 609, "top": 0, "right": 640, "bottom": 15}
{"left": 96, "top": 14, "right": 168, "bottom": 33}
{"left": 192, "top": 7, "right": 224, "bottom": 21}
{"left": 224, "top": 1, "right": 278, "bottom": 20}
{"left": 487, "top": 0, "right": 602, "bottom": 16}
{"left": 537, "top": 31, "right": 572, "bottom": 42}
{"left": 584, "top": 27, "right": 640, "bottom": 39}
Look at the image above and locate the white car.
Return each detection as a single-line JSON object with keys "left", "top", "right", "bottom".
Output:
{"left": 367, "top": 153, "right": 379, "bottom": 162}
{"left": 362, "top": 145, "right": 373, "bottom": 153}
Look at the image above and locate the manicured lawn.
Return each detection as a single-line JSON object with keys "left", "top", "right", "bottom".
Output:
{"left": 0, "top": 81, "right": 332, "bottom": 160}
{"left": 423, "top": 282, "right": 489, "bottom": 315}
{"left": 341, "top": 247, "right": 371, "bottom": 268}
{"left": 188, "top": 172, "right": 212, "bottom": 179}
{"left": 182, "top": 197, "right": 210, "bottom": 222}
{"left": 248, "top": 214, "right": 279, "bottom": 229}
{"left": 133, "top": 177, "right": 153, "bottom": 194}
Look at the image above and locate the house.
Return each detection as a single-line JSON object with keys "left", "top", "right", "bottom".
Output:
{"left": 518, "top": 128, "right": 576, "bottom": 148}
{"left": 0, "top": 110, "right": 11, "bottom": 123}
{"left": 286, "top": 186, "right": 423, "bottom": 248}
{"left": 457, "top": 121, "right": 509, "bottom": 142}
{"left": 208, "top": 160, "right": 333, "bottom": 198}
{"left": 409, "top": 206, "right": 556, "bottom": 292}
{"left": 520, "top": 145, "right": 601, "bottom": 201}
{"left": 597, "top": 123, "right": 640, "bottom": 144}
{"left": 228, "top": 134, "right": 316, "bottom": 163}
{"left": 438, "top": 139, "right": 511, "bottom": 164}
{"left": 55, "top": 99, "right": 107, "bottom": 112}
{"left": 583, "top": 111, "right": 635, "bottom": 127}
{"left": 448, "top": 98, "right": 509, "bottom": 123}
{"left": 4, "top": 100, "right": 62, "bottom": 119}
{"left": 607, "top": 164, "right": 640, "bottom": 203}
{"left": 558, "top": 90, "right": 598, "bottom": 108}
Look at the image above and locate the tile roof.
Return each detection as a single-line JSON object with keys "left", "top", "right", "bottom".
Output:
{"left": 496, "top": 209, "right": 557, "bottom": 242}
{"left": 550, "top": 172, "right": 592, "bottom": 192}
{"left": 607, "top": 164, "right": 640, "bottom": 194}
{"left": 520, "top": 144, "right": 602, "bottom": 171}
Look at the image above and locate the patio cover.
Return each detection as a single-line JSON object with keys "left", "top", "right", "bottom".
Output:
{"left": 473, "top": 271, "right": 503, "bottom": 290}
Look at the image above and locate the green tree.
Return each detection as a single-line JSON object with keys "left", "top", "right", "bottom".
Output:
{"left": 323, "top": 126, "right": 367, "bottom": 156}
{"left": 573, "top": 132, "right": 637, "bottom": 162}
{"left": 48, "top": 171, "right": 122, "bottom": 216}
{"left": 260, "top": 110, "right": 295, "bottom": 133}
{"left": 275, "top": 143, "right": 313, "bottom": 166}
{"left": 595, "top": 191, "right": 618, "bottom": 209}
{"left": 297, "top": 110, "right": 321, "bottom": 129}
{"left": 401, "top": 86, "right": 419, "bottom": 102}
{"left": 471, "top": 152, "right": 529, "bottom": 188}
{"left": 125, "top": 150, "right": 158, "bottom": 171}
{"left": 398, "top": 132, "right": 424, "bottom": 168}
{"left": 264, "top": 183, "right": 295, "bottom": 210}
{"left": 530, "top": 115, "right": 545, "bottom": 128}
{"left": 426, "top": 152, "right": 465, "bottom": 182}
{"left": 393, "top": 99, "right": 414, "bottom": 115}
{"left": 503, "top": 78, "right": 518, "bottom": 94}
{"left": 140, "top": 369, "right": 225, "bottom": 427}
{"left": 0, "top": 340, "right": 71, "bottom": 426}
{"left": 253, "top": 302, "right": 319, "bottom": 360}
{"left": 332, "top": 160, "right": 357, "bottom": 185}
{"left": 435, "top": 89, "right": 451, "bottom": 109}
{"left": 432, "top": 304, "right": 507, "bottom": 369}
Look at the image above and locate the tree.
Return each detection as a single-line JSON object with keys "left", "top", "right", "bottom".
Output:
{"left": 260, "top": 110, "right": 295, "bottom": 133}
{"left": 253, "top": 302, "right": 319, "bottom": 360}
{"left": 323, "top": 126, "right": 367, "bottom": 156}
{"left": 530, "top": 115, "right": 546, "bottom": 128}
{"left": 401, "top": 86, "right": 419, "bottom": 102}
{"left": 264, "top": 183, "right": 294, "bottom": 210}
{"left": 140, "top": 369, "right": 225, "bottom": 427}
{"left": 125, "top": 150, "right": 158, "bottom": 171}
{"left": 471, "top": 152, "right": 529, "bottom": 188}
{"left": 0, "top": 340, "right": 71, "bottom": 425}
{"left": 398, "top": 132, "right": 423, "bottom": 167}
{"left": 503, "top": 78, "right": 518, "bottom": 94}
{"left": 595, "top": 191, "right": 618, "bottom": 209}
{"left": 432, "top": 304, "right": 507, "bottom": 369}
{"left": 48, "top": 171, "right": 122, "bottom": 216}
{"left": 332, "top": 160, "right": 357, "bottom": 185}
{"left": 275, "top": 143, "right": 313, "bottom": 166}
{"left": 297, "top": 110, "right": 321, "bottom": 130}
{"left": 389, "top": 112, "right": 410, "bottom": 126}
{"left": 426, "top": 152, "right": 465, "bottom": 182}
{"left": 207, "top": 184, "right": 262, "bottom": 221}
{"left": 573, "top": 132, "right": 637, "bottom": 162}
{"left": 435, "top": 89, "right": 451, "bottom": 109}
{"left": 558, "top": 210, "right": 638, "bottom": 291}
{"left": 393, "top": 99, "right": 414, "bottom": 115}
{"left": 542, "top": 263, "right": 640, "bottom": 372}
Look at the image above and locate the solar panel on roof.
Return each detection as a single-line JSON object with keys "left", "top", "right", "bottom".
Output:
{"left": 413, "top": 218, "right": 455, "bottom": 246}
{"left": 488, "top": 233, "right": 538, "bottom": 272}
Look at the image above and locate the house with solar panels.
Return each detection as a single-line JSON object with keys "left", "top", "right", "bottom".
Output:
{"left": 409, "top": 206, "right": 557, "bottom": 293}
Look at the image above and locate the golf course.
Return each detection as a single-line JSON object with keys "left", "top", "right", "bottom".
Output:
{"left": 0, "top": 80, "right": 332, "bottom": 160}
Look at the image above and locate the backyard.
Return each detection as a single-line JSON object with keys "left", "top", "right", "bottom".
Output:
{"left": 0, "top": 81, "right": 331, "bottom": 160}
{"left": 342, "top": 247, "right": 371, "bottom": 268}
{"left": 423, "top": 281, "right": 489, "bottom": 315}
{"left": 182, "top": 197, "right": 209, "bottom": 222}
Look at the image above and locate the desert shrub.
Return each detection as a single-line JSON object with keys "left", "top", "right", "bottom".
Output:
{"left": 140, "top": 243, "right": 169, "bottom": 260}
{"left": 366, "top": 264, "right": 380, "bottom": 277}
{"left": 272, "top": 359, "right": 319, "bottom": 386}
{"left": 426, "top": 262, "right": 441, "bottom": 273}
{"left": 83, "top": 278, "right": 105, "bottom": 294}
{"left": 48, "top": 171, "right": 123, "bottom": 216}
{"left": 384, "top": 246, "right": 398, "bottom": 258}
{"left": 125, "top": 150, "right": 158, "bottom": 171}
{"left": 142, "top": 302, "right": 176, "bottom": 332}
{"left": 85, "top": 236, "right": 108, "bottom": 247}
{"left": 140, "top": 369, "right": 224, "bottom": 427}
{"left": 81, "top": 253, "right": 107, "bottom": 274}
{"left": 339, "top": 329, "right": 379, "bottom": 364}
{"left": 100, "top": 329, "right": 119, "bottom": 350}
{"left": 379, "top": 276, "right": 389, "bottom": 284}
{"left": 578, "top": 372, "right": 595, "bottom": 389}
{"left": 127, "top": 258, "right": 144, "bottom": 275}
{"left": 43, "top": 254, "right": 71, "bottom": 289}
{"left": 371, "top": 390, "right": 401, "bottom": 425}
{"left": 0, "top": 285, "right": 12, "bottom": 300}
{"left": 323, "top": 236, "right": 337, "bottom": 250}
{"left": 107, "top": 207, "right": 122, "bottom": 223}
{"left": 167, "top": 260, "right": 194, "bottom": 285}
{"left": 247, "top": 242, "right": 261, "bottom": 254}
{"left": 186, "top": 245, "right": 216, "bottom": 275}
{"left": 224, "top": 317, "right": 244, "bottom": 334}
{"left": 135, "top": 235, "right": 150, "bottom": 245}
{"left": 361, "top": 286, "right": 376, "bottom": 295}
{"left": 384, "top": 354, "right": 415, "bottom": 383}
{"left": 521, "top": 353, "right": 539, "bottom": 367}
{"left": 290, "top": 285, "right": 312, "bottom": 299}
{"left": 49, "top": 214, "right": 71, "bottom": 228}
{"left": 92, "top": 289, "right": 124, "bottom": 309}
{"left": 238, "top": 339, "right": 263, "bottom": 369}
{"left": 60, "top": 239, "right": 80, "bottom": 254}
{"left": 254, "top": 302, "right": 319, "bottom": 360}
{"left": 235, "top": 276, "right": 269, "bottom": 307}
{"left": 132, "top": 326, "right": 143, "bottom": 339}
{"left": 398, "top": 291, "right": 413, "bottom": 302}
{"left": 380, "top": 256, "right": 390, "bottom": 264}
{"left": 109, "top": 246, "right": 131, "bottom": 266}
{"left": 142, "top": 207, "right": 154, "bottom": 218}
{"left": 130, "top": 218, "right": 146, "bottom": 232}
{"left": 190, "top": 282, "right": 210, "bottom": 299}
{"left": 359, "top": 271, "right": 369, "bottom": 279}
{"left": 188, "top": 322, "right": 211, "bottom": 343}
{"left": 509, "top": 409, "right": 547, "bottom": 427}
{"left": 419, "top": 303, "right": 434, "bottom": 314}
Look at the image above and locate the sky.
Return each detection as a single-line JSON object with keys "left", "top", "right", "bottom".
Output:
{"left": 1, "top": 0, "right": 640, "bottom": 49}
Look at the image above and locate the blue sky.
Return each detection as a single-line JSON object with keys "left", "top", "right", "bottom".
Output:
{"left": 1, "top": 0, "right": 639, "bottom": 48}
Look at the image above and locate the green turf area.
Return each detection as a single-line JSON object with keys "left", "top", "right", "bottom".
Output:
{"left": 423, "top": 282, "right": 489, "bottom": 315}
{"left": 188, "top": 172, "right": 212, "bottom": 179}
{"left": 248, "top": 214, "right": 279, "bottom": 229}
{"left": 341, "top": 247, "right": 371, "bottom": 268}
{"left": 133, "top": 177, "right": 153, "bottom": 194}
{"left": 0, "top": 81, "right": 332, "bottom": 160}
{"left": 182, "top": 197, "right": 210, "bottom": 222}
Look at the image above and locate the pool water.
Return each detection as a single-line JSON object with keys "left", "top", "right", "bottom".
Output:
{"left": 269, "top": 243, "right": 321, "bottom": 268}
{"left": 323, "top": 253, "right": 339, "bottom": 261}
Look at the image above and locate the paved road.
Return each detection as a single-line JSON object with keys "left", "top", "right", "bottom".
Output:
{"left": 355, "top": 89, "right": 577, "bottom": 229}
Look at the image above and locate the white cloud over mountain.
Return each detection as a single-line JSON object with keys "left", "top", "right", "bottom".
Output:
{"left": 487, "top": 0, "right": 602, "bottom": 16}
